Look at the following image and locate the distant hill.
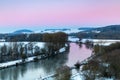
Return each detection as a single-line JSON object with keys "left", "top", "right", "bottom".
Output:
{"left": 44, "top": 28, "right": 70, "bottom": 31}
{"left": 13, "top": 29, "right": 33, "bottom": 34}
{"left": 6, "top": 29, "right": 34, "bottom": 37}
{"left": 78, "top": 27, "right": 95, "bottom": 31}
{"left": 8, "top": 29, "right": 33, "bottom": 36}
{"left": 80, "top": 25, "right": 120, "bottom": 33}
{"left": 95, "top": 25, "right": 120, "bottom": 32}
{"left": 72, "top": 25, "right": 120, "bottom": 39}
{"left": 35, "top": 28, "right": 82, "bottom": 34}
{"left": 1, "top": 25, "right": 120, "bottom": 41}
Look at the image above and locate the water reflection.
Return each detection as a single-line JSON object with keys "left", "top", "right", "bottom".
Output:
{"left": 0, "top": 43, "right": 92, "bottom": 80}
{"left": 0, "top": 65, "right": 27, "bottom": 80}
{"left": 0, "top": 54, "right": 68, "bottom": 80}
{"left": 66, "top": 43, "right": 92, "bottom": 66}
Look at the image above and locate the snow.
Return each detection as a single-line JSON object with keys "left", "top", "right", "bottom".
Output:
{"left": 0, "top": 42, "right": 65, "bottom": 68}
{"left": 35, "top": 42, "right": 45, "bottom": 48}
{"left": 0, "top": 60, "right": 22, "bottom": 67}
{"left": 0, "top": 42, "right": 45, "bottom": 68}
{"left": 0, "top": 56, "right": 35, "bottom": 68}
{"left": 35, "top": 28, "right": 83, "bottom": 34}
{"left": 71, "top": 73, "right": 114, "bottom": 80}
{"left": 68, "top": 37, "right": 120, "bottom": 46}
{"left": 68, "top": 36, "right": 79, "bottom": 42}
{"left": 0, "top": 39, "right": 5, "bottom": 42}
{"left": 68, "top": 36, "right": 120, "bottom": 46}
{"left": 89, "top": 39, "right": 120, "bottom": 42}
{"left": 0, "top": 42, "right": 67, "bottom": 69}
{"left": 72, "top": 75, "right": 82, "bottom": 80}
{"left": 59, "top": 47, "right": 66, "bottom": 53}
{"left": 92, "top": 30, "right": 101, "bottom": 33}
{"left": 84, "top": 39, "right": 120, "bottom": 46}
{"left": 0, "top": 42, "right": 45, "bottom": 48}
{"left": 64, "top": 29, "right": 83, "bottom": 34}
{"left": 71, "top": 73, "right": 84, "bottom": 80}
{"left": 0, "top": 42, "right": 9, "bottom": 46}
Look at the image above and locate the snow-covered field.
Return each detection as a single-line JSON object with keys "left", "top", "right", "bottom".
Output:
{"left": 0, "top": 42, "right": 45, "bottom": 48}
{"left": 68, "top": 36, "right": 120, "bottom": 46}
{"left": 68, "top": 36, "right": 79, "bottom": 42}
{"left": 83, "top": 39, "right": 120, "bottom": 46}
{"left": 59, "top": 47, "right": 66, "bottom": 53}
{"left": 35, "top": 29, "right": 83, "bottom": 34}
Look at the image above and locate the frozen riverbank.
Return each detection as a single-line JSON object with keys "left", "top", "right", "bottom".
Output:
{"left": 0, "top": 56, "right": 35, "bottom": 69}
{"left": 0, "top": 46, "right": 66, "bottom": 70}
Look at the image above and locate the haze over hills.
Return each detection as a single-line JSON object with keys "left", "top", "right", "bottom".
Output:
{"left": 10, "top": 27, "right": 95, "bottom": 34}
{"left": 95, "top": 25, "right": 120, "bottom": 32}
{"left": 0, "top": 25, "right": 120, "bottom": 40}
{"left": 75, "top": 25, "right": 120, "bottom": 39}
{"left": 2, "top": 25, "right": 120, "bottom": 34}
{"left": 79, "top": 25, "right": 120, "bottom": 34}
{"left": 11, "top": 27, "right": 96, "bottom": 34}
{"left": 8, "top": 28, "right": 86, "bottom": 34}
{"left": 13, "top": 29, "right": 33, "bottom": 34}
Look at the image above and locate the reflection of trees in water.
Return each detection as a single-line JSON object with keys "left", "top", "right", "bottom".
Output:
{"left": 76, "top": 42, "right": 83, "bottom": 48}
{"left": 0, "top": 65, "right": 27, "bottom": 80}
{"left": 79, "top": 43, "right": 82, "bottom": 48}
{"left": 39, "top": 53, "right": 69, "bottom": 74}
{"left": 0, "top": 53, "right": 69, "bottom": 80}
{"left": 19, "top": 64, "right": 27, "bottom": 77}
{"left": 85, "top": 42, "right": 93, "bottom": 49}
{"left": 0, "top": 41, "right": 69, "bottom": 80}
{"left": 76, "top": 42, "right": 93, "bottom": 49}
{"left": 75, "top": 41, "right": 94, "bottom": 50}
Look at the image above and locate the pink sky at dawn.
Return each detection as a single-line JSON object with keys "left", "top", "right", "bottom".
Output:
{"left": 0, "top": 0, "right": 120, "bottom": 32}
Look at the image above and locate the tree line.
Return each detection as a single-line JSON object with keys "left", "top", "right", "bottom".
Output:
{"left": 0, "top": 32, "right": 68, "bottom": 63}
{"left": 5, "top": 32, "right": 68, "bottom": 42}
{"left": 0, "top": 42, "right": 40, "bottom": 62}
{"left": 82, "top": 42, "right": 120, "bottom": 80}
{"left": 42, "top": 32, "right": 68, "bottom": 56}
{"left": 6, "top": 33, "right": 43, "bottom": 42}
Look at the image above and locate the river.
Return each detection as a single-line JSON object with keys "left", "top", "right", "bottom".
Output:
{"left": 0, "top": 43, "right": 92, "bottom": 80}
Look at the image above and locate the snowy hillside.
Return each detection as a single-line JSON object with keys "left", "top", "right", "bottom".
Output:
{"left": 35, "top": 28, "right": 84, "bottom": 34}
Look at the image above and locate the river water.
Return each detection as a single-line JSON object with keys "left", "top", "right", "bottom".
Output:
{"left": 0, "top": 43, "right": 92, "bottom": 80}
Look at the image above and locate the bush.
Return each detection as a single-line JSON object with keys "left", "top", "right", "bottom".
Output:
{"left": 55, "top": 65, "right": 71, "bottom": 80}
{"left": 74, "top": 61, "right": 80, "bottom": 69}
{"left": 21, "top": 54, "right": 27, "bottom": 62}
{"left": 33, "top": 57, "right": 39, "bottom": 62}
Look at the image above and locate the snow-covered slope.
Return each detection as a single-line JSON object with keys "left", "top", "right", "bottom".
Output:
{"left": 7, "top": 29, "right": 34, "bottom": 37}
{"left": 13, "top": 29, "right": 33, "bottom": 34}
{"left": 35, "top": 28, "right": 84, "bottom": 34}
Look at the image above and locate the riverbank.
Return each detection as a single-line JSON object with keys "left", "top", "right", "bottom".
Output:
{"left": 0, "top": 47, "right": 67, "bottom": 70}
{"left": 69, "top": 37, "right": 120, "bottom": 46}
{"left": 0, "top": 43, "right": 92, "bottom": 80}
{"left": 0, "top": 56, "right": 35, "bottom": 69}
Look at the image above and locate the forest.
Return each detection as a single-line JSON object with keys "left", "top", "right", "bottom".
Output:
{"left": 0, "top": 32, "right": 68, "bottom": 63}
{"left": 82, "top": 42, "right": 120, "bottom": 80}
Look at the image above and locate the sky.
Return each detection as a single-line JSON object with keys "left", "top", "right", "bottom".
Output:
{"left": 0, "top": 0, "right": 120, "bottom": 33}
